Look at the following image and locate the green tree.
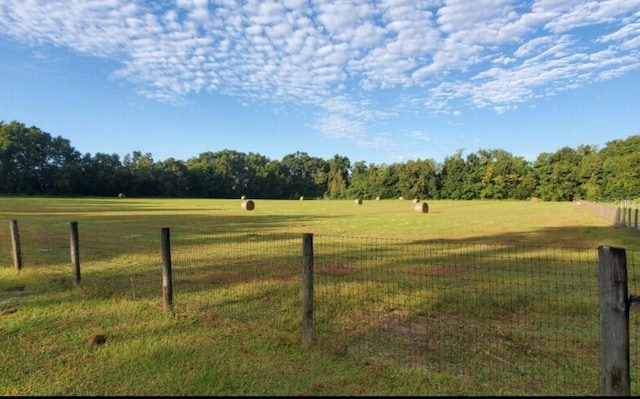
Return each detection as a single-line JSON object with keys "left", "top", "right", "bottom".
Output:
{"left": 346, "top": 160, "right": 369, "bottom": 199}
{"left": 123, "top": 151, "right": 157, "bottom": 197}
{"left": 154, "top": 158, "right": 190, "bottom": 197}
{"left": 279, "top": 152, "right": 328, "bottom": 199}
{"left": 185, "top": 152, "right": 219, "bottom": 198}
{"left": 0, "top": 120, "right": 81, "bottom": 194}
{"left": 326, "top": 154, "right": 351, "bottom": 198}
{"left": 397, "top": 159, "right": 438, "bottom": 199}
{"left": 476, "top": 149, "right": 535, "bottom": 200}
{"left": 533, "top": 147, "right": 583, "bottom": 201}
{"left": 599, "top": 135, "right": 640, "bottom": 199}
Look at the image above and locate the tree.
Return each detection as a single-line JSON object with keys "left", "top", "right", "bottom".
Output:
{"left": 440, "top": 150, "right": 467, "bottom": 199}
{"left": 396, "top": 159, "right": 439, "bottom": 199}
{"left": 0, "top": 120, "right": 81, "bottom": 194}
{"left": 123, "top": 151, "right": 157, "bottom": 197}
{"left": 326, "top": 154, "right": 351, "bottom": 198}
{"left": 346, "top": 161, "right": 369, "bottom": 199}
{"left": 534, "top": 147, "right": 583, "bottom": 201}
{"left": 78, "top": 152, "right": 127, "bottom": 196}
{"left": 279, "top": 152, "right": 328, "bottom": 199}
{"left": 155, "top": 158, "right": 190, "bottom": 197}
{"left": 599, "top": 136, "right": 640, "bottom": 200}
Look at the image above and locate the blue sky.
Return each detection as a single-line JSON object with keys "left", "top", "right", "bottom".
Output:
{"left": 1, "top": 0, "right": 639, "bottom": 166}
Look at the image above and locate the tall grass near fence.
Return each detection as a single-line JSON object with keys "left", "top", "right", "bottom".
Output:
{"left": 1, "top": 197, "right": 640, "bottom": 395}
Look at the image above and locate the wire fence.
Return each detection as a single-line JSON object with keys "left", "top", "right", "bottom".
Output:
{"left": 2, "top": 222, "right": 639, "bottom": 395}
{"left": 584, "top": 200, "right": 640, "bottom": 231}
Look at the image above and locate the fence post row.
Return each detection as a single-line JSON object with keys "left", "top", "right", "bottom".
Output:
{"left": 161, "top": 227, "right": 173, "bottom": 311}
{"left": 70, "top": 221, "right": 81, "bottom": 287}
{"left": 598, "top": 245, "right": 631, "bottom": 396}
{"left": 302, "top": 233, "right": 314, "bottom": 347}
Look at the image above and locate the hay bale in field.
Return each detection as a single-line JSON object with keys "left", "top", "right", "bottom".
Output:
{"left": 241, "top": 195, "right": 247, "bottom": 200}
{"left": 300, "top": 196, "right": 304, "bottom": 201}
{"left": 376, "top": 196, "right": 380, "bottom": 201}
{"left": 399, "top": 196, "right": 404, "bottom": 201}
{"left": 415, "top": 201, "right": 428, "bottom": 213}
{"left": 530, "top": 197, "right": 539, "bottom": 203}
{"left": 412, "top": 198, "right": 420, "bottom": 204}
{"left": 241, "top": 199, "right": 255, "bottom": 211}
{"left": 118, "top": 193, "right": 126, "bottom": 199}
{"left": 354, "top": 198, "right": 363, "bottom": 205}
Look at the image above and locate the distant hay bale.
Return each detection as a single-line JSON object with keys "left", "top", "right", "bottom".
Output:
{"left": 376, "top": 196, "right": 380, "bottom": 201}
{"left": 300, "top": 196, "right": 304, "bottom": 201}
{"left": 241, "top": 195, "right": 247, "bottom": 200}
{"left": 399, "top": 196, "right": 404, "bottom": 201}
{"left": 355, "top": 198, "right": 363, "bottom": 205}
{"left": 415, "top": 202, "right": 429, "bottom": 213}
{"left": 412, "top": 198, "right": 420, "bottom": 204}
{"left": 241, "top": 199, "right": 255, "bottom": 211}
{"left": 118, "top": 193, "right": 126, "bottom": 199}
{"left": 530, "top": 197, "right": 539, "bottom": 203}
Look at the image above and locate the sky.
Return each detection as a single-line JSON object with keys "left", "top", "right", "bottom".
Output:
{"left": 1, "top": 0, "right": 639, "bottom": 166}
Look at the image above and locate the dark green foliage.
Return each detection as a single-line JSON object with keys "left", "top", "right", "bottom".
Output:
{"left": 0, "top": 119, "right": 638, "bottom": 200}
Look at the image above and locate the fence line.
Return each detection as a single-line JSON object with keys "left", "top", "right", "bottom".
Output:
{"left": 2, "top": 222, "right": 639, "bottom": 395}
{"left": 583, "top": 200, "right": 640, "bottom": 231}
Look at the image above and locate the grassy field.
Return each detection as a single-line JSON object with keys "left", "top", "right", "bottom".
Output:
{"left": 0, "top": 197, "right": 639, "bottom": 395}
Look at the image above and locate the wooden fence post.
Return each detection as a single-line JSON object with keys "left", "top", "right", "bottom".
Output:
{"left": 634, "top": 209, "right": 638, "bottom": 231}
{"left": 302, "top": 233, "right": 314, "bottom": 347}
{"left": 598, "top": 245, "right": 630, "bottom": 396}
{"left": 70, "top": 221, "right": 81, "bottom": 287}
{"left": 161, "top": 227, "right": 173, "bottom": 310}
{"left": 10, "top": 219, "right": 22, "bottom": 271}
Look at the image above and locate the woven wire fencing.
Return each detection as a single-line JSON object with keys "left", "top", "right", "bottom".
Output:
{"left": 311, "top": 236, "right": 640, "bottom": 395}
{"left": 2, "top": 224, "right": 640, "bottom": 395}
{"left": 0, "top": 219, "right": 163, "bottom": 300}
{"left": 165, "top": 231, "right": 640, "bottom": 395}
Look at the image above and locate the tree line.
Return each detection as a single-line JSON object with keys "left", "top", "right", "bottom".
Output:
{"left": 1, "top": 120, "right": 639, "bottom": 201}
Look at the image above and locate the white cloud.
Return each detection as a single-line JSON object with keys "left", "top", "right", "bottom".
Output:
{"left": 0, "top": 0, "right": 639, "bottom": 148}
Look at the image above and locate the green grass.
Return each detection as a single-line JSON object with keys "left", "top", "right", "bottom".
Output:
{"left": 0, "top": 197, "right": 639, "bottom": 395}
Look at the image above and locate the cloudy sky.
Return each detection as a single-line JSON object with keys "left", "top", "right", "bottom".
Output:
{"left": 1, "top": 0, "right": 639, "bottom": 165}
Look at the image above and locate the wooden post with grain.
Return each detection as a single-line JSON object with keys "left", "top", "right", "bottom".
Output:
{"left": 598, "top": 245, "right": 630, "bottom": 396}
{"left": 70, "top": 221, "right": 81, "bottom": 287}
{"left": 302, "top": 233, "right": 314, "bottom": 347}
{"left": 10, "top": 219, "right": 22, "bottom": 271}
{"left": 161, "top": 227, "right": 173, "bottom": 310}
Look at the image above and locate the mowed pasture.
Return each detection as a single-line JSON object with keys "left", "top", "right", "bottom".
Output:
{"left": 0, "top": 197, "right": 639, "bottom": 396}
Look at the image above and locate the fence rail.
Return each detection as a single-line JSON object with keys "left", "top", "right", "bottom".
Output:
{"left": 2, "top": 221, "right": 640, "bottom": 395}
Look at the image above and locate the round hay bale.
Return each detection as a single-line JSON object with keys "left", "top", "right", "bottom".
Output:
{"left": 376, "top": 196, "right": 380, "bottom": 201}
{"left": 530, "top": 197, "right": 539, "bottom": 203}
{"left": 399, "top": 196, "right": 404, "bottom": 201}
{"left": 414, "top": 201, "right": 429, "bottom": 213}
{"left": 300, "top": 196, "right": 304, "bottom": 201}
{"left": 241, "top": 195, "right": 247, "bottom": 200}
{"left": 354, "top": 198, "right": 363, "bottom": 205}
{"left": 118, "top": 193, "right": 126, "bottom": 199}
{"left": 412, "top": 198, "right": 420, "bottom": 204}
{"left": 241, "top": 199, "right": 255, "bottom": 211}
